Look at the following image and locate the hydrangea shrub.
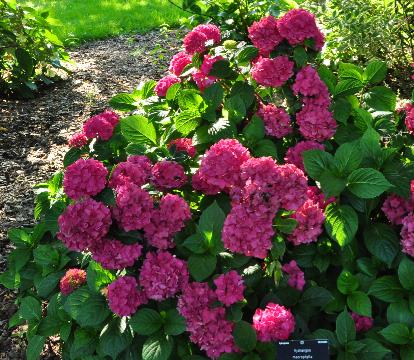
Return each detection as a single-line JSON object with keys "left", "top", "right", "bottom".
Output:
{"left": 2, "top": 7, "right": 414, "bottom": 360}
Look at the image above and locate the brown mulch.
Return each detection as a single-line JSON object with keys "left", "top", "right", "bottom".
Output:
{"left": 0, "top": 29, "right": 181, "bottom": 359}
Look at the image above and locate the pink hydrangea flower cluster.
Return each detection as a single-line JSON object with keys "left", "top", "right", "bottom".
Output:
{"left": 144, "top": 194, "right": 191, "bottom": 249}
{"left": 222, "top": 204, "right": 275, "bottom": 259}
{"left": 196, "top": 139, "right": 250, "bottom": 193}
{"left": 150, "top": 160, "right": 187, "bottom": 190}
{"left": 68, "top": 132, "right": 88, "bottom": 148}
{"left": 107, "top": 276, "right": 147, "bottom": 317}
{"left": 284, "top": 140, "right": 325, "bottom": 172}
{"left": 192, "top": 170, "right": 222, "bottom": 195}
{"left": 251, "top": 56, "right": 294, "bottom": 88}
{"left": 256, "top": 103, "right": 292, "bottom": 138}
{"left": 400, "top": 213, "right": 414, "bottom": 257}
{"left": 282, "top": 260, "right": 305, "bottom": 291}
{"left": 213, "top": 270, "right": 245, "bottom": 306}
{"left": 252, "top": 303, "right": 296, "bottom": 341}
{"left": 168, "top": 138, "right": 196, "bottom": 157}
{"left": 288, "top": 198, "right": 325, "bottom": 246}
{"left": 83, "top": 110, "right": 119, "bottom": 141}
{"left": 192, "top": 54, "right": 223, "bottom": 91}
{"left": 139, "top": 251, "right": 189, "bottom": 301}
{"left": 293, "top": 66, "right": 336, "bottom": 142}
{"left": 382, "top": 194, "right": 414, "bottom": 225}
{"left": 248, "top": 16, "right": 282, "bottom": 56}
{"left": 63, "top": 158, "right": 107, "bottom": 200}
{"left": 351, "top": 312, "right": 374, "bottom": 332}
{"left": 59, "top": 268, "right": 87, "bottom": 296}
{"left": 183, "top": 24, "right": 221, "bottom": 54}
{"left": 155, "top": 74, "right": 181, "bottom": 97}
{"left": 112, "top": 182, "right": 154, "bottom": 232}
{"left": 306, "top": 186, "right": 334, "bottom": 210}
{"left": 57, "top": 198, "right": 112, "bottom": 251}
{"left": 169, "top": 51, "right": 192, "bottom": 76}
{"left": 277, "top": 8, "right": 324, "bottom": 50}
{"left": 405, "top": 104, "right": 414, "bottom": 134}
{"left": 109, "top": 155, "right": 152, "bottom": 189}
{"left": 178, "top": 282, "right": 237, "bottom": 358}
{"left": 90, "top": 238, "right": 142, "bottom": 270}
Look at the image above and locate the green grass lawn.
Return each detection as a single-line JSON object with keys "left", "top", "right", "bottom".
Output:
{"left": 20, "top": 0, "right": 186, "bottom": 44}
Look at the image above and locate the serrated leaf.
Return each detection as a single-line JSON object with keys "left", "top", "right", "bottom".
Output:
{"left": 363, "top": 224, "right": 398, "bottom": 267}
{"left": 325, "top": 204, "right": 358, "bottom": 246}
{"left": 380, "top": 323, "right": 410, "bottom": 345}
{"left": 363, "top": 60, "right": 387, "bottom": 84}
{"left": 175, "top": 110, "right": 201, "bottom": 136}
{"left": 130, "top": 309, "right": 163, "bottom": 336}
{"left": 188, "top": 254, "right": 217, "bottom": 281}
{"left": 121, "top": 115, "right": 157, "bottom": 145}
{"left": 347, "top": 168, "right": 392, "bottom": 199}
{"left": 368, "top": 276, "right": 404, "bottom": 303}
{"left": 347, "top": 291, "right": 372, "bottom": 317}
{"left": 233, "top": 321, "right": 257, "bottom": 352}
{"left": 142, "top": 334, "right": 173, "bottom": 360}
{"left": 303, "top": 149, "right": 334, "bottom": 179}
{"left": 336, "top": 310, "right": 356, "bottom": 345}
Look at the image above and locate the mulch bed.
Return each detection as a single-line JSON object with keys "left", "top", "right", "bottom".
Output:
{"left": 0, "top": 29, "right": 181, "bottom": 359}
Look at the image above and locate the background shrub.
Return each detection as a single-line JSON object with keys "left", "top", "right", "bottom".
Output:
{"left": 0, "top": 0, "right": 69, "bottom": 98}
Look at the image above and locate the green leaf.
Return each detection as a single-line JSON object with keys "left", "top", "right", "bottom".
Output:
{"left": 364, "top": 86, "right": 396, "bottom": 111}
{"left": 401, "top": 345, "right": 414, "bottom": 360}
{"left": 121, "top": 115, "right": 157, "bottom": 145}
{"left": 33, "top": 244, "right": 59, "bottom": 267}
{"left": 37, "top": 315, "right": 62, "bottom": 337}
{"left": 63, "top": 147, "right": 83, "bottom": 167}
{"left": 347, "top": 291, "right": 372, "bottom": 317}
{"left": 243, "top": 115, "right": 265, "bottom": 143}
{"left": 252, "top": 139, "right": 278, "bottom": 159}
{"left": 8, "top": 228, "right": 33, "bottom": 248}
{"left": 224, "top": 95, "right": 246, "bottom": 124}
{"left": 183, "top": 234, "right": 208, "bottom": 254}
{"left": 8, "top": 248, "right": 31, "bottom": 272}
{"left": 368, "top": 276, "right": 404, "bottom": 303}
{"left": 209, "top": 59, "right": 237, "bottom": 79}
{"left": 301, "top": 286, "right": 334, "bottom": 307}
{"left": 347, "top": 168, "right": 392, "bottom": 198}
{"left": 203, "top": 83, "right": 224, "bottom": 109}
{"left": 339, "top": 63, "right": 363, "bottom": 81}
{"left": 229, "top": 82, "right": 255, "bottom": 109}
{"left": 273, "top": 217, "right": 298, "bottom": 234}
{"left": 26, "top": 335, "right": 46, "bottom": 360}
{"left": 337, "top": 270, "right": 359, "bottom": 295}
{"left": 178, "top": 90, "right": 204, "bottom": 110}
{"left": 398, "top": 257, "right": 414, "bottom": 290}
{"left": 318, "top": 65, "right": 336, "bottom": 93}
{"left": 319, "top": 170, "right": 347, "bottom": 198}
{"left": 87, "top": 260, "right": 115, "bottom": 292}
{"left": 237, "top": 46, "right": 259, "bottom": 65}
{"left": 363, "top": 224, "right": 399, "bottom": 267}
{"left": 64, "top": 287, "right": 110, "bottom": 327}
{"left": 20, "top": 296, "right": 42, "bottom": 321}
{"left": 332, "top": 97, "right": 352, "bottom": 124}
{"left": 198, "top": 201, "right": 225, "bottom": 254}
{"left": 60, "top": 322, "right": 72, "bottom": 342}
{"left": 387, "top": 301, "right": 414, "bottom": 327}
{"left": 188, "top": 254, "right": 217, "bottom": 281}
{"left": 334, "top": 141, "right": 362, "bottom": 175}
{"left": 363, "top": 60, "right": 387, "bottom": 84}
{"left": 109, "top": 93, "right": 138, "bottom": 111}
{"left": 0, "top": 270, "right": 20, "bottom": 289}
{"left": 293, "top": 46, "right": 307, "bottom": 67}
{"left": 99, "top": 319, "right": 133, "bottom": 359}
{"left": 142, "top": 334, "right": 173, "bottom": 360}
{"left": 70, "top": 328, "right": 97, "bottom": 359}
{"left": 324, "top": 203, "right": 358, "bottom": 246}
{"left": 302, "top": 149, "right": 334, "bottom": 179}
{"left": 358, "top": 339, "right": 390, "bottom": 359}
{"left": 233, "top": 320, "right": 257, "bottom": 353}
{"left": 379, "top": 323, "right": 410, "bottom": 345}
{"left": 175, "top": 110, "right": 202, "bottom": 135}
{"left": 336, "top": 310, "right": 356, "bottom": 345}
{"left": 35, "top": 271, "right": 63, "bottom": 298}
{"left": 166, "top": 82, "right": 181, "bottom": 101}
{"left": 334, "top": 79, "right": 364, "bottom": 97}
{"left": 164, "top": 309, "right": 186, "bottom": 336}
{"left": 129, "top": 308, "right": 163, "bottom": 336}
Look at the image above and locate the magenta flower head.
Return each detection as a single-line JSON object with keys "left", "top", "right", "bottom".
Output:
{"left": 90, "top": 238, "right": 142, "bottom": 270}
{"left": 401, "top": 213, "right": 414, "bottom": 257}
{"left": 68, "top": 132, "right": 88, "bottom": 148}
{"left": 251, "top": 56, "right": 294, "bottom": 87}
{"left": 248, "top": 16, "right": 283, "bottom": 56}
{"left": 150, "top": 160, "right": 187, "bottom": 190}
{"left": 284, "top": 141, "right": 325, "bottom": 172}
{"left": 155, "top": 74, "right": 181, "bottom": 97}
{"left": 60, "top": 268, "right": 87, "bottom": 296}
{"left": 169, "top": 51, "right": 192, "bottom": 76}
{"left": 214, "top": 270, "right": 245, "bottom": 306}
{"left": 382, "top": 194, "right": 414, "bottom": 225}
{"left": 107, "top": 276, "right": 147, "bottom": 317}
{"left": 253, "top": 303, "right": 295, "bottom": 341}
{"left": 168, "top": 138, "right": 196, "bottom": 158}
{"left": 282, "top": 260, "right": 305, "bottom": 291}
{"left": 57, "top": 198, "right": 112, "bottom": 251}
{"left": 256, "top": 103, "right": 292, "bottom": 138}
{"left": 351, "top": 312, "right": 374, "bottom": 332}
{"left": 277, "top": 8, "right": 325, "bottom": 50}
{"left": 139, "top": 251, "right": 189, "bottom": 301}
{"left": 63, "top": 158, "right": 107, "bottom": 200}
{"left": 109, "top": 156, "right": 152, "bottom": 189}
{"left": 83, "top": 111, "right": 118, "bottom": 141}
